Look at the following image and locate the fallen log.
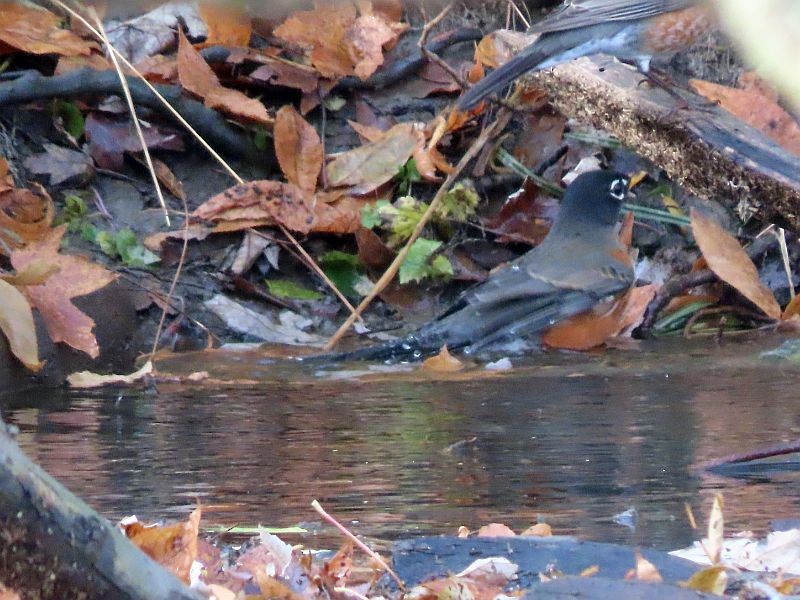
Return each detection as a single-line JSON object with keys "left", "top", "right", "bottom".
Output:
{"left": 0, "top": 417, "right": 202, "bottom": 600}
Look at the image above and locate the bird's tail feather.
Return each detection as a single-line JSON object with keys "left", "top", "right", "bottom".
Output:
{"left": 456, "top": 43, "right": 550, "bottom": 109}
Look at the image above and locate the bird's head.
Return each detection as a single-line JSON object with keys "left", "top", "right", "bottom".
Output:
{"left": 555, "top": 170, "right": 629, "bottom": 231}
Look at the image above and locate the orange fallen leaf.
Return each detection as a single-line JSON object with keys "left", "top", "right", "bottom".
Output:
{"left": 0, "top": 3, "right": 96, "bottom": 56}
{"left": 690, "top": 78, "right": 800, "bottom": 156}
{"left": 197, "top": 1, "right": 252, "bottom": 47}
{"left": 520, "top": 523, "right": 552, "bottom": 537}
{"left": 422, "top": 345, "right": 464, "bottom": 372}
{"left": 631, "top": 550, "right": 663, "bottom": 583}
{"left": 125, "top": 507, "right": 201, "bottom": 583}
{"left": 346, "top": 14, "right": 406, "bottom": 79}
{"left": 274, "top": 105, "right": 322, "bottom": 194}
{"left": 0, "top": 183, "right": 55, "bottom": 253}
{"left": 10, "top": 225, "right": 117, "bottom": 357}
{"left": 194, "top": 180, "right": 316, "bottom": 234}
{"left": 476, "top": 523, "right": 516, "bottom": 538}
{"left": 691, "top": 209, "right": 781, "bottom": 320}
{"left": 177, "top": 29, "right": 271, "bottom": 125}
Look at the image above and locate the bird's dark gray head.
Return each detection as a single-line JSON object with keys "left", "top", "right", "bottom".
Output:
{"left": 554, "top": 170, "right": 629, "bottom": 231}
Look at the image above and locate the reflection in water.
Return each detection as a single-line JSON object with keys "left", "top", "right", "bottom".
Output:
{"left": 3, "top": 336, "right": 800, "bottom": 550}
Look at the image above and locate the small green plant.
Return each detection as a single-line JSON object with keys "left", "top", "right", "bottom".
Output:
{"left": 265, "top": 279, "right": 322, "bottom": 301}
{"left": 399, "top": 238, "right": 453, "bottom": 284}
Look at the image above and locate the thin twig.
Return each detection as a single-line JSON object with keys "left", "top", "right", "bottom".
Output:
{"left": 325, "top": 112, "right": 509, "bottom": 350}
{"left": 311, "top": 500, "right": 405, "bottom": 591}
{"left": 417, "top": 3, "right": 464, "bottom": 89}
{"left": 90, "top": 10, "right": 170, "bottom": 227}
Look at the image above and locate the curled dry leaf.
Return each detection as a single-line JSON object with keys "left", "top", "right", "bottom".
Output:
{"left": 0, "top": 183, "right": 55, "bottom": 253}
{"left": 194, "top": 180, "right": 316, "bottom": 234}
{"left": 274, "top": 105, "right": 323, "bottom": 194}
{"left": 691, "top": 209, "right": 781, "bottom": 320}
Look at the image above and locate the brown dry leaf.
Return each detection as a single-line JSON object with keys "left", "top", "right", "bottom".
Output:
{"left": 616, "top": 284, "right": 658, "bottom": 336}
{"left": 632, "top": 550, "right": 663, "bottom": 583}
{"left": 368, "top": 0, "right": 404, "bottom": 23}
{"left": 250, "top": 60, "right": 319, "bottom": 94}
{"left": 1, "top": 259, "right": 59, "bottom": 286}
{"left": 691, "top": 209, "right": 781, "bottom": 319}
{"left": 0, "top": 3, "right": 96, "bottom": 56}
{"left": 0, "top": 279, "right": 41, "bottom": 371}
{"left": 542, "top": 290, "right": 632, "bottom": 351}
{"left": 274, "top": 105, "right": 322, "bottom": 194}
{"left": 197, "top": 1, "right": 252, "bottom": 47}
{"left": 254, "top": 572, "right": 305, "bottom": 600}
{"left": 194, "top": 180, "right": 316, "bottom": 234}
{"left": 177, "top": 29, "right": 271, "bottom": 125}
{"left": 125, "top": 506, "right": 201, "bottom": 583}
{"left": 346, "top": 14, "right": 406, "bottom": 79}
{"left": 0, "top": 183, "right": 55, "bottom": 253}
{"left": 412, "top": 130, "right": 438, "bottom": 182}
{"left": 312, "top": 195, "right": 368, "bottom": 234}
{"left": 85, "top": 112, "right": 184, "bottom": 171}
{"left": 520, "top": 523, "right": 552, "bottom": 537}
{"left": 327, "top": 122, "right": 418, "bottom": 194}
{"left": 274, "top": 3, "right": 358, "bottom": 78}
{"left": 422, "top": 345, "right": 464, "bottom": 372}
{"left": 55, "top": 53, "right": 113, "bottom": 75}
{"left": 476, "top": 523, "right": 516, "bottom": 538}
{"left": 690, "top": 78, "right": 800, "bottom": 156}
{"left": 144, "top": 223, "right": 213, "bottom": 252}
{"left": 67, "top": 361, "right": 154, "bottom": 388}
{"left": 10, "top": 225, "right": 117, "bottom": 358}
{"left": 347, "top": 119, "right": 385, "bottom": 143}
{"left": 321, "top": 541, "right": 354, "bottom": 589}
{"left": 356, "top": 227, "right": 395, "bottom": 269}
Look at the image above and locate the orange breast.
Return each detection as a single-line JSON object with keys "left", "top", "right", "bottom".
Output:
{"left": 643, "top": 5, "right": 716, "bottom": 54}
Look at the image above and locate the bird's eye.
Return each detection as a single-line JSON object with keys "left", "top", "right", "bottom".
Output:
{"left": 609, "top": 178, "right": 628, "bottom": 200}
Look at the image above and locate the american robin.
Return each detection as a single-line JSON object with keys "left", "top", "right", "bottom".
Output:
{"left": 457, "top": 0, "right": 715, "bottom": 109}
{"left": 324, "top": 170, "right": 634, "bottom": 362}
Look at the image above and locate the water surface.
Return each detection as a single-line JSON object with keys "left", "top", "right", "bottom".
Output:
{"left": 4, "top": 335, "right": 799, "bottom": 551}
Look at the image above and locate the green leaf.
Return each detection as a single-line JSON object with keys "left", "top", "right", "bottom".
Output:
{"left": 397, "top": 158, "right": 421, "bottom": 195}
{"left": 437, "top": 183, "right": 478, "bottom": 221}
{"left": 387, "top": 196, "right": 426, "bottom": 246}
{"left": 79, "top": 222, "right": 97, "bottom": 243}
{"left": 52, "top": 99, "right": 85, "bottom": 139}
{"left": 253, "top": 128, "right": 269, "bottom": 151}
{"left": 360, "top": 201, "right": 385, "bottom": 229}
{"left": 399, "top": 238, "right": 451, "bottom": 284}
{"left": 319, "top": 251, "right": 364, "bottom": 298}
{"left": 95, "top": 230, "right": 116, "bottom": 256}
{"left": 266, "top": 279, "right": 323, "bottom": 301}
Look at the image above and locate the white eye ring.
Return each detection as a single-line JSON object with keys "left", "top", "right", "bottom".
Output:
{"left": 609, "top": 178, "right": 628, "bottom": 200}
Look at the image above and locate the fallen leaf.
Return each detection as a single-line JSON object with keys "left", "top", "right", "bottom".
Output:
{"left": 177, "top": 29, "right": 271, "bottom": 125}
{"left": 125, "top": 506, "right": 201, "bottom": 583}
{"left": 274, "top": 105, "right": 322, "bottom": 194}
{"left": 520, "top": 523, "right": 552, "bottom": 537}
{"left": 67, "top": 360, "right": 153, "bottom": 388}
{"left": 249, "top": 60, "right": 319, "bottom": 94}
{"left": 477, "top": 523, "right": 516, "bottom": 538}
{"left": 327, "top": 122, "right": 418, "bottom": 194}
{"left": 0, "top": 279, "right": 41, "bottom": 371}
{"left": 0, "top": 3, "right": 96, "bottom": 56}
{"left": 346, "top": 14, "right": 406, "bottom": 79}
{"left": 475, "top": 29, "right": 530, "bottom": 69}
{"left": 10, "top": 225, "right": 118, "bottom": 357}
{"left": 85, "top": 112, "right": 184, "bottom": 170}
{"left": 197, "top": 1, "right": 252, "bottom": 47}
{"left": 0, "top": 183, "right": 55, "bottom": 252}
{"left": 422, "top": 345, "right": 464, "bottom": 372}
{"left": 682, "top": 566, "right": 728, "bottom": 595}
{"left": 632, "top": 550, "right": 663, "bottom": 583}
{"left": 705, "top": 493, "right": 724, "bottom": 565}
{"left": 24, "top": 143, "right": 95, "bottom": 187}
{"left": 691, "top": 78, "right": 800, "bottom": 156}
{"left": 691, "top": 209, "right": 781, "bottom": 320}
{"left": 194, "top": 180, "right": 316, "bottom": 234}
{"left": 542, "top": 289, "right": 634, "bottom": 351}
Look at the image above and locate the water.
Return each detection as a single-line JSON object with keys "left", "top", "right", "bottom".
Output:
{"left": 3, "top": 335, "right": 800, "bottom": 551}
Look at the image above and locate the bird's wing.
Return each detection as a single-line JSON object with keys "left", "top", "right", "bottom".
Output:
{"left": 530, "top": 0, "right": 699, "bottom": 33}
